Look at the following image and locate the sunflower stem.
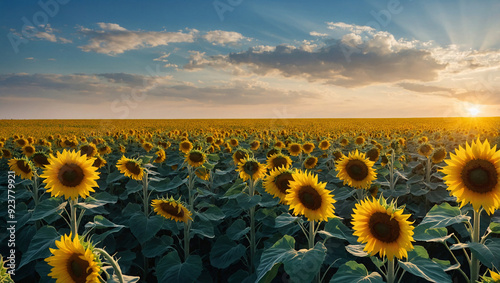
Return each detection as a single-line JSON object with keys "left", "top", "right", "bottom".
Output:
{"left": 309, "top": 220, "right": 320, "bottom": 283}
{"left": 389, "top": 150, "right": 395, "bottom": 190}
{"left": 142, "top": 170, "right": 149, "bottom": 217}
{"left": 95, "top": 248, "right": 124, "bottom": 283}
{"left": 184, "top": 220, "right": 191, "bottom": 261}
{"left": 425, "top": 156, "right": 432, "bottom": 184}
{"left": 33, "top": 172, "right": 40, "bottom": 207}
{"left": 249, "top": 179, "right": 256, "bottom": 274}
{"left": 470, "top": 209, "right": 481, "bottom": 283}
{"left": 387, "top": 257, "right": 395, "bottom": 283}
{"left": 69, "top": 197, "right": 78, "bottom": 239}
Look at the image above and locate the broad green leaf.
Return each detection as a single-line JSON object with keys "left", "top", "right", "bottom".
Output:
{"left": 30, "top": 198, "right": 67, "bottom": 221}
{"left": 413, "top": 225, "right": 452, "bottom": 243}
{"left": 196, "top": 206, "right": 225, "bottom": 222}
{"left": 274, "top": 213, "right": 299, "bottom": 228}
{"left": 18, "top": 226, "right": 59, "bottom": 269}
{"left": 466, "top": 240, "right": 500, "bottom": 269}
{"left": 489, "top": 222, "right": 500, "bottom": 234}
{"left": 129, "top": 214, "right": 164, "bottom": 244}
{"left": 85, "top": 215, "right": 126, "bottom": 229}
{"left": 191, "top": 219, "right": 215, "bottom": 238}
{"left": 318, "top": 218, "right": 357, "bottom": 244}
{"left": 329, "top": 261, "right": 384, "bottom": 283}
{"left": 209, "top": 235, "right": 246, "bottom": 269}
{"left": 346, "top": 244, "right": 369, "bottom": 257}
{"left": 142, "top": 236, "right": 173, "bottom": 258}
{"left": 156, "top": 253, "right": 202, "bottom": 283}
{"left": 398, "top": 245, "right": 452, "bottom": 283}
{"left": 106, "top": 170, "right": 126, "bottom": 184}
{"left": 154, "top": 176, "right": 187, "bottom": 192}
{"left": 419, "top": 202, "right": 470, "bottom": 229}
{"left": 227, "top": 219, "right": 250, "bottom": 241}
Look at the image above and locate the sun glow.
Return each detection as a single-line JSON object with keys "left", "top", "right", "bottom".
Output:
{"left": 468, "top": 105, "right": 481, "bottom": 117}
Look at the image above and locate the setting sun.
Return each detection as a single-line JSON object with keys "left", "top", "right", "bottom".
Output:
{"left": 468, "top": 105, "right": 481, "bottom": 116}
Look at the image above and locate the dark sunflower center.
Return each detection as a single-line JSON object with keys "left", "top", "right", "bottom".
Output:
{"left": 125, "top": 161, "right": 142, "bottom": 176}
{"left": 369, "top": 212, "right": 400, "bottom": 243}
{"left": 189, "top": 152, "right": 204, "bottom": 163}
{"left": 181, "top": 142, "right": 190, "bottom": 149}
{"left": 366, "top": 149, "right": 380, "bottom": 162}
{"left": 321, "top": 141, "right": 328, "bottom": 148}
{"left": 160, "top": 202, "right": 184, "bottom": 217}
{"left": 298, "top": 185, "right": 322, "bottom": 210}
{"left": 16, "top": 160, "right": 31, "bottom": 173}
{"left": 93, "top": 158, "right": 103, "bottom": 168}
{"left": 346, "top": 159, "right": 369, "bottom": 181}
{"left": 461, "top": 159, "right": 498, "bottom": 193}
{"left": 267, "top": 149, "right": 279, "bottom": 157}
{"left": 275, "top": 173, "right": 294, "bottom": 194}
{"left": 81, "top": 145, "right": 94, "bottom": 156}
{"left": 58, "top": 164, "right": 84, "bottom": 187}
{"left": 305, "top": 158, "right": 316, "bottom": 166}
{"left": 272, "top": 156, "right": 288, "bottom": 168}
{"left": 25, "top": 146, "right": 34, "bottom": 153}
{"left": 33, "top": 154, "right": 50, "bottom": 166}
{"left": 290, "top": 145, "right": 301, "bottom": 152}
{"left": 67, "top": 253, "right": 92, "bottom": 283}
{"left": 244, "top": 161, "right": 260, "bottom": 176}
{"left": 303, "top": 145, "right": 313, "bottom": 151}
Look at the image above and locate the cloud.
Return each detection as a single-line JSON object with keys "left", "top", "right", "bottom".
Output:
{"left": 397, "top": 82, "right": 453, "bottom": 94}
{"left": 326, "top": 22, "right": 375, "bottom": 34}
{"left": 11, "top": 24, "right": 72, "bottom": 44}
{"left": 0, "top": 73, "right": 318, "bottom": 106}
{"left": 78, "top": 23, "right": 197, "bottom": 55}
{"left": 195, "top": 31, "right": 446, "bottom": 87}
{"left": 310, "top": 31, "right": 328, "bottom": 37}
{"left": 203, "top": 30, "right": 249, "bottom": 46}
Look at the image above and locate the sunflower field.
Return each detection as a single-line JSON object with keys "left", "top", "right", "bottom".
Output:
{"left": 1, "top": 117, "right": 500, "bottom": 283}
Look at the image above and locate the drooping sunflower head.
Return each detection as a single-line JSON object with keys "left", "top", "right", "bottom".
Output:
{"left": 22, "top": 145, "right": 36, "bottom": 157}
{"left": 116, "top": 156, "right": 144, "bottom": 181}
{"left": 274, "top": 140, "right": 285, "bottom": 149}
{"left": 8, "top": 158, "right": 35, "bottom": 180}
{"left": 154, "top": 148, "right": 166, "bottom": 163}
{"left": 288, "top": 143, "right": 303, "bottom": 156}
{"left": 303, "top": 156, "right": 318, "bottom": 169}
{"left": 41, "top": 150, "right": 100, "bottom": 200}
{"left": 92, "top": 155, "right": 107, "bottom": 169}
{"left": 335, "top": 150, "right": 377, "bottom": 189}
{"left": 97, "top": 145, "right": 111, "bottom": 155}
{"left": 302, "top": 142, "right": 315, "bottom": 154}
{"left": 441, "top": 138, "right": 500, "bottom": 215}
{"left": 32, "top": 152, "right": 50, "bottom": 168}
{"left": 332, "top": 149, "right": 344, "bottom": 161}
{"left": 431, "top": 147, "right": 447, "bottom": 164}
{"left": 79, "top": 143, "right": 97, "bottom": 158}
{"left": 285, "top": 170, "right": 336, "bottom": 222}
{"left": 232, "top": 148, "right": 249, "bottom": 165}
{"left": 351, "top": 197, "right": 414, "bottom": 260}
{"left": 179, "top": 140, "right": 193, "bottom": 154}
{"left": 195, "top": 166, "right": 211, "bottom": 181}
{"left": 266, "top": 153, "right": 292, "bottom": 170}
{"left": 263, "top": 167, "right": 295, "bottom": 204}
{"left": 45, "top": 233, "right": 101, "bottom": 283}
{"left": 237, "top": 157, "right": 267, "bottom": 181}
{"left": 152, "top": 196, "right": 192, "bottom": 223}
{"left": 418, "top": 143, "right": 434, "bottom": 157}
{"left": 319, "top": 140, "right": 331, "bottom": 151}
{"left": 229, "top": 138, "right": 239, "bottom": 147}
{"left": 185, "top": 149, "right": 206, "bottom": 168}
{"left": 381, "top": 155, "right": 389, "bottom": 167}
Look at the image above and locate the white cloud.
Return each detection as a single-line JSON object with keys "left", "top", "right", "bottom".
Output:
{"left": 78, "top": 23, "right": 197, "bottom": 55}
{"left": 310, "top": 31, "right": 328, "bottom": 37}
{"left": 202, "top": 30, "right": 249, "bottom": 46}
{"left": 326, "top": 22, "right": 375, "bottom": 34}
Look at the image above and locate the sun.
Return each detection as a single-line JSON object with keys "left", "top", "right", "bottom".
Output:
{"left": 467, "top": 105, "right": 480, "bottom": 116}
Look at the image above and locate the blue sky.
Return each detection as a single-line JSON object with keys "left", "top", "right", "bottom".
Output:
{"left": 1, "top": 0, "right": 499, "bottom": 119}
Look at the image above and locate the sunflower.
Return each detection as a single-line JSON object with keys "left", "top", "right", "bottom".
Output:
{"left": 355, "top": 136, "right": 366, "bottom": 145}
{"left": 32, "top": 152, "right": 50, "bottom": 168}
{"left": 8, "top": 158, "right": 35, "bottom": 180}
{"left": 332, "top": 149, "right": 344, "bottom": 161}
{"left": 418, "top": 143, "right": 434, "bottom": 157}
{"left": 22, "top": 145, "right": 36, "bottom": 157}
{"left": 237, "top": 157, "right": 267, "bottom": 181}
{"left": 195, "top": 167, "right": 210, "bottom": 181}
{"left": 142, "top": 142, "right": 154, "bottom": 152}
{"left": 45, "top": 233, "right": 100, "bottom": 283}
{"left": 154, "top": 148, "right": 166, "bottom": 163}
{"left": 97, "top": 145, "right": 111, "bottom": 155}
{"left": 92, "top": 155, "right": 107, "bottom": 169}
{"left": 285, "top": 170, "right": 335, "bottom": 222}
{"left": 80, "top": 144, "right": 97, "bottom": 158}
{"left": 250, "top": 140, "right": 260, "bottom": 151}
{"left": 152, "top": 197, "right": 192, "bottom": 223}
{"left": 185, "top": 150, "right": 206, "bottom": 168}
{"left": 263, "top": 167, "right": 295, "bottom": 204}
{"left": 274, "top": 141, "right": 285, "bottom": 149}
{"left": 304, "top": 156, "right": 318, "bottom": 169}
{"left": 441, "top": 138, "right": 500, "bottom": 215}
{"left": 431, "top": 147, "right": 447, "bottom": 164}
{"left": 229, "top": 138, "right": 239, "bottom": 147}
{"left": 319, "top": 140, "right": 331, "bottom": 151}
{"left": 267, "top": 153, "right": 292, "bottom": 170}
{"left": 351, "top": 197, "right": 414, "bottom": 259}
{"left": 288, "top": 143, "right": 302, "bottom": 156}
{"left": 482, "top": 270, "right": 500, "bottom": 283}
{"left": 232, "top": 148, "right": 249, "bottom": 165}
{"left": 41, "top": 150, "right": 100, "bottom": 200}
{"left": 336, "top": 150, "right": 377, "bottom": 189}
{"left": 2, "top": 149, "right": 12, "bottom": 159}
{"left": 340, "top": 138, "right": 349, "bottom": 146}
{"left": 116, "top": 156, "right": 144, "bottom": 181}
{"left": 179, "top": 140, "right": 193, "bottom": 154}
{"left": 302, "top": 142, "right": 315, "bottom": 154}
{"left": 15, "top": 138, "right": 28, "bottom": 147}
{"left": 365, "top": 148, "right": 380, "bottom": 162}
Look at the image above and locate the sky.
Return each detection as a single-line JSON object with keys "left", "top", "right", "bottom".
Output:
{"left": 0, "top": 0, "right": 499, "bottom": 119}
